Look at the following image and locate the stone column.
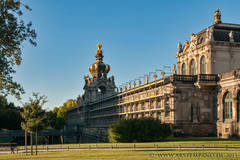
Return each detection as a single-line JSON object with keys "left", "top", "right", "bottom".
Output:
{"left": 177, "top": 61, "right": 181, "bottom": 74}
{"left": 217, "top": 92, "right": 223, "bottom": 122}
{"left": 209, "top": 49, "right": 213, "bottom": 74}
{"left": 196, "top": 54, "right": 200, "bottom": 75}
{"left": 133, "top": 104, "right": 136, "bottom": 112}
{"left": 186, "top": 58, "right": 189, "bottom": 75}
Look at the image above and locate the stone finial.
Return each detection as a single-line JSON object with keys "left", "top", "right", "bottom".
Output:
{"left": 214, "top": 8, "right": 222, "bottom": 24}
{"left": 161, "top": 72, "right": 165, "bottom": 78}
{"left": 128, "top": 82, "right": 131, "bottom": 89}
{"left": 229, "top": 31, "right": 234, "bottom": 42}
{"left": 145, "top": 76, "right": 149, "bottom": 84}
{"left": 138, "top": 80, "right": 141, "bottom": 86}
{"left": 206, "top": 28, "right": 210, "bottom": 42}
{"left": 206, "top": 27, "right": 214, "bottom": 42}
{"left": 182, "top": 40, "right": 189, "bottom": 52}
{"left": 133, "top": 81, "right": 136, "bottom": 88}
{"left": 185, "top": 40, "right": 189, "bottom": 46}
{"left": 172, "top": 64, "right": 176, "bottom": 74}
{"left": 177, "top": 42, "right": 182, "bottom": 53}
{"left": 190, "top": 32, "right": 195, "bottom": 40}
{"left": 153, "top": 73, "right": 157, "bottom": 81}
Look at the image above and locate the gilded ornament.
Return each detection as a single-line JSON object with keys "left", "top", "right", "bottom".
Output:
{"left": 214, "top": 8, "right": 222, "bottom": 24}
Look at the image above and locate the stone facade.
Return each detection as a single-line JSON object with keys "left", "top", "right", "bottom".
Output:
{"left": 217, "top": 69, "right": 240, "bottom": 138}
{"left": 65, "top": 9, "right": 240, "bottom": 142}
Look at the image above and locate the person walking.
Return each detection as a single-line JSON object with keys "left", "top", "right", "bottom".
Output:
{"left": 10, "top": 143, "right": 15, "bottom": 154}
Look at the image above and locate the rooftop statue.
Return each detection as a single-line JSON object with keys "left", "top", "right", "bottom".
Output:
{"left": 214, "top": 8, "right": 222, "bottom": 24}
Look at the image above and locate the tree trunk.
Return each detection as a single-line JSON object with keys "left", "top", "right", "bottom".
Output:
{"left": 25, "top": 130, "right": 27, "bottom": 155}
{"left": 30, "top": 132, "right": 33, "bottom": 155}
{"left": 60, "top": 135, "right": 63, "bottom": 144}
{"left": 35, "top": 128, "right": 38, "bottom": 155}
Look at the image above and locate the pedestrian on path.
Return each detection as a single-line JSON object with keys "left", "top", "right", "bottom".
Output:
{"left": 10, "top": 144, "right": 15, "bottom": 154}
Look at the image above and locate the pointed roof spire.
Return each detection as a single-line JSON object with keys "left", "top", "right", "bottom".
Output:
{"left": 95, "top": 43, "right": 103, "bottom": 62}
{"left": 89, "top": 43, "right": 110, "bottom": 78}
{"left": 96, "top": 43, "right": 103, "bottom": 54}
{"left": 214, "top": 8, "right": 222, "bottom": 24}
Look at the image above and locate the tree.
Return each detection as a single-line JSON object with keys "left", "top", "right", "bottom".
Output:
{"left": 47, "top": 99, "right": 76, "bottom": 130}
{"left": 0, "top": 0, "right": 37, "bottom": 100}
{"left": 108, "top": 118, "right": 172, "bottom": 143}
{"left": 0, "top": 95, "right": 22, "bottom": 130}
{"left": 21, "top": 93, "right": 47, "bottom": 155}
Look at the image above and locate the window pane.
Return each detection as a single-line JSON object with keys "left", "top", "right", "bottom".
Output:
{"left": 190, "top": 59, "right": 196, "bottom": 75}
{"left": 200, "top": 56, "right": 206, "bottom": 74}
{"left": 223, "top": 92, "right": 232, "bottom": 121}
{"left": 182, "top": 63, "right": 186, "bottom": 75}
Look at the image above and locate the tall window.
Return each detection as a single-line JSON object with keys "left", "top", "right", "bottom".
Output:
{"left": 157, "top": 99, "right": 161, "bottom": 108}
{"left": 237, "top": 92, "right": 240, "bottom": 122}
{"left": 141, "top": 102, "right": 145, "bottom": 110}
{"left": 130, "top": 105, "right": 133, "bottom": 112}
{"left": 165, "top": 98, "right": 170, "bottom": 117}
{"left": 223, "top": 92, "right": 232, "bottom": 121}
{"left": 190, "top": 59, "right": 196, "bottom": 75}
{"left": 136, "top": 103, "right": 139, "bottom": 111}
{"left": 157, "top": 112, "right": 161, "bottom": 120}
{"left": 150, "top": 100, "right": 154, "bottom": 109}
{"left": 200, "top": 56, "right": 206, "bottom": 74}
{"left": 182, "top": 63, "right": 186, "bottom": 75}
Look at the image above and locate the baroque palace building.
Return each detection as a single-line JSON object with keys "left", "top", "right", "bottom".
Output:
{"left": 65, "top": 9, "right": 240, "bottom": 142}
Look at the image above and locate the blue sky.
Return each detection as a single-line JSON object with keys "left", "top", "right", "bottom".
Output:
{"left": 8, "top": 0, "right": 240, "bottom": 109}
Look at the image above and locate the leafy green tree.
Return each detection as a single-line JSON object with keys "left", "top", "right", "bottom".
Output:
{"left": 21, "top": 93, "right": 47, "bottom": 155}
{"left": 58, "top": 99, "right": 77, "bottom": 121}
{"left": 0, "top": 95, "right": 22, "bottom": 130}
{"left": 47, "top": 99, "right": 76, "bottom": 130}
{"left": 0, "top": 0, "right": 37, "bottom": 99}
{"left": 0, "top": 96, "right": 8, "bottom": 108}
{"left": 108, "top": 118, "right": 172, "bottom": 143}
{"left": 46, "top": 109, "right": 64, "bottom": 130}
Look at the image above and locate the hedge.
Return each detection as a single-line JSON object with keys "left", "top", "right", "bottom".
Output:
{"left": 108, "top": 118, "right": 171, "bottom": 142}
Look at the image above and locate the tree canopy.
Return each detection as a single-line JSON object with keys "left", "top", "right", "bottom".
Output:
{"left": 0, "top": 95, "right": 22, "bottom": 130}
{"left": 47, "top": 99, "right": 77, "bottom": 130}
{"left": 21, "top": 93, "right": 47, "bottom": 133}
{"left": 0, "top": 0, "right": 37, "bottom": 99}
{"left": 108, "top": 118, "right": 172, "bottom": 142}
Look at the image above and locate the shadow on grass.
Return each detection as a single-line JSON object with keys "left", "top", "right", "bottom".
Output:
{"left": 166, "top": 137, "right": 240, "bottom": 142}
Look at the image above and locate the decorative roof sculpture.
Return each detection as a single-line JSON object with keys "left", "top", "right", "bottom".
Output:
{"left": 214, "top": 8, "right": 222, "bottom": 24}
{"left": 89, "top": 43, "right": 110, "bottom": 78}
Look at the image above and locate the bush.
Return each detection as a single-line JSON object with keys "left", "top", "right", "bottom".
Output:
{"left": 108, "top": 118, "right": 171, "bottom": 142}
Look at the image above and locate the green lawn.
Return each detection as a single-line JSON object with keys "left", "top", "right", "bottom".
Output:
{"left": 1, "top": 150, "right": 240, "bottom": 160}
{"left": 16, "top": 137, "right": 240, "bottom": 150}
{"left": 1, "top": 137, "right": 240, "bottom": 160}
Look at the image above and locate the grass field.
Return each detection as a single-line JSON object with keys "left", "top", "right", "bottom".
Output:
{"left": 1, "top": 150, "right": 240, "bottom": 160}
{"left": 15, "top": 137, "right": 240, "bottom": 150}
{"left": 1, "top": 137, "right": 240, "bottom": 160}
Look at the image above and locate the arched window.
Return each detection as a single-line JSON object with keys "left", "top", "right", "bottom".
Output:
{"left": 182, "top": 63, "right": 186, "bottom": 75}
{"left": 200, "top": 56, "right": 206, "bottom": 74}
{"left": 237, "top": 92, "right": 240, "bottom": 122}
{"left": 223, "top": 92, "right": 232, "bottom": 121}
{"left": 190, "top": 59, "right": 196, "bottom": 75}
